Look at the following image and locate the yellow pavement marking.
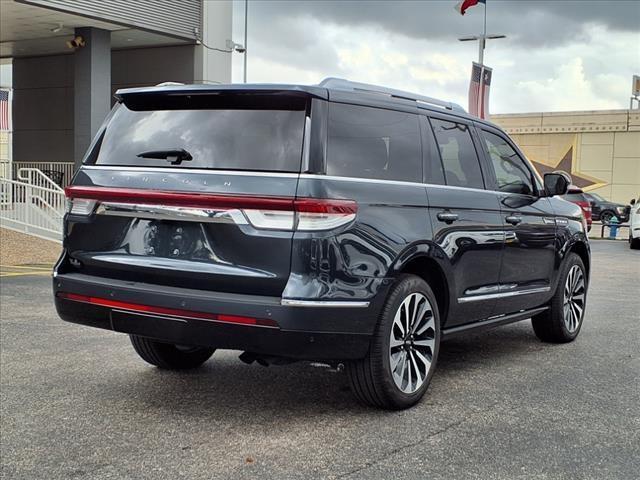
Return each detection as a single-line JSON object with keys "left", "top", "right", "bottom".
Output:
{"left": 0, "top": 264, "right": 53, "bottom": 270}
{"left": 0, "top": 271, "right": 52, "bottom": 278}
{"left": 0, "top": 264, "right": 53, "bottom": 277}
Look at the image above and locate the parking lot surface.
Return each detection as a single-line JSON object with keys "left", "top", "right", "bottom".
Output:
{"left": 1, "top": 240, "right": 639, "bottom": 479}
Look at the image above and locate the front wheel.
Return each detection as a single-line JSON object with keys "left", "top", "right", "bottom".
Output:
{"left": 600, "top": 210, "right": 614, "bottom": 224}
{"left": 130, "top": 335, "right": 215, "bottom": 369}
{"left": 532, "top": 253, "right": 587, "bottom": 343}
{"left": 630, "top": 236, "right": 640, "bottom": 250}
{"left": 347, "top": 274, "right": 441, "bottom": 410}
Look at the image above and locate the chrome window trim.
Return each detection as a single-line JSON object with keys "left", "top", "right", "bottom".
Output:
{"left": 281, "top": 299, "right": 370, "bottom": 308}
{"left": 457, "top": 286, "right": 551, "bottom": 303}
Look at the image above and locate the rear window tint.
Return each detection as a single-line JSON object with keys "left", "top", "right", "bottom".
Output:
{"left": 563, "top": 193, "right": 588, "bottom": 202}
{"left": 327, "top": 103, "right": 422, "bottom": 182}
{"left": 420, "top": 116, "right": 445, "bottom": 185}
{"left": 93, "top": 104, "right": 306, "bottom": 172}
{"left": 430, "top": 118, "right": 484, "bottom": 189}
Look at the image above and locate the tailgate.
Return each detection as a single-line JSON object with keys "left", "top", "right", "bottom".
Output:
{"left": 63, "top": 91, "right": 310, "bottom": 297}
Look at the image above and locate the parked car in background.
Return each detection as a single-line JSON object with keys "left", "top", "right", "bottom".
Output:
{"left": 561, "top": 186, "right": 592, "bottom": 231}
{"left": 583, "top": 192, "right": 629, "bottom": 223}
{"left": 629, "top": 196, "right": 640, "bottom": 249}
{"left": 53, "top": 79, "right": 591, "bottom": 410}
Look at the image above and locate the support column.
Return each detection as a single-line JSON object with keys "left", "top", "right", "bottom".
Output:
{"left": 74, "top": 27, "right": 111, "bottom": 168}
{"left": 193, "top": 0, "right": 232, "bottom": 84}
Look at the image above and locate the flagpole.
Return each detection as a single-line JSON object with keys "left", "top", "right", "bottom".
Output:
{"left": 479, "top": 1, "right": 487, "bottom": 65}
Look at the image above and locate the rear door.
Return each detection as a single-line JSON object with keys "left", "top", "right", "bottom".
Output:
{"left": 477, "top": 125, "right": 557, "bottom": 313}
{"left": 425, "top": 116, "right": 505, "bottom": 325}
{"left": 64, "top": 90, "right": 312, "bottom": 297}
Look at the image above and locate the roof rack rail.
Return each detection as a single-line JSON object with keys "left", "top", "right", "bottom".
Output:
{"left": 319, "top": 77, "right": 466, "bottom": 113}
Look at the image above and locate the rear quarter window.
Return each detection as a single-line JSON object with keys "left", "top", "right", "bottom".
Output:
{"left": 326, "top": 103, "right": 422, "bottom": 182}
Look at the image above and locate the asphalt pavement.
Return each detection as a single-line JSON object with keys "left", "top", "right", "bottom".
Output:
{"left": 1, "top": 240, "right": 639, "bottom": 479}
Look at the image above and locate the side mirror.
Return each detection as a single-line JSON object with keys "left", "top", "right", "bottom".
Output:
{"left": 543, "top": 171, "right": 572, "bottom": 197}
{"left": 631, "top": 198, "right": 637, "bottom": 206}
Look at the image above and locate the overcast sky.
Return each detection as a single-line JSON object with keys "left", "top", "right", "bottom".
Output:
{"left": 231, "top": 0, "right": 640, "bottom": 113}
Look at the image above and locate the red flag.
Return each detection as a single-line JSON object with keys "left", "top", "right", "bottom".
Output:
{"left": 468, "top": 62, "right": 482, "bottom": 116}
{"left": 468, "top": 62, "right": 492, "bottom": 119}
{"left": 455, "top": 0, "right": 485, "bottom": 16}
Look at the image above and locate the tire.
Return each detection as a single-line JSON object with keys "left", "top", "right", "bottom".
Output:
{"left": 631, "top": 237, "right": 640, "bottom": 250}
{"left": 130, "top": 335, "right": 215, "bottom": 369}
{"left": 532, "top": 253, "right": 587, "bottom": 343}
{"left": 600, "top": 210, "right": 614, "bottom": 223}
{"left": 347, "top": 274, "right": 441, "bottom": 410}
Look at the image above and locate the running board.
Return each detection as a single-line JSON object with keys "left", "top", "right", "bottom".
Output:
{"left": 442, "top": 307, "right": 549, "bottom": 339}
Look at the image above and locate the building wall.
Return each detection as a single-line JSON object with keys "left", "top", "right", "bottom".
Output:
{"left": 12, "top": 54, "right": 74, "bottom": 163}
{"left": 12, "top": 45, "right": 198, "bottom": 163}
{"left": 492, "top": 110, "right": 640, "bottom": 204}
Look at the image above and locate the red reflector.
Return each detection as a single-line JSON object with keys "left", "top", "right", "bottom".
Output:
{"left": 57, "top": 292, "right": 278, "bottom": 327}
{"left": 294, "top": 198, "right": 358, "bottom": 214}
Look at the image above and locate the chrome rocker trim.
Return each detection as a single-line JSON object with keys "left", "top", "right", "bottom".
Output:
{"left": 280, "top": 299, "right": 370, "bottom": 308}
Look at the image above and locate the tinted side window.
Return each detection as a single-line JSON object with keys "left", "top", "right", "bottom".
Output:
{"left": 430, "top": 119, "right": 484, "bottom": 189}
{"left": 327, "top": 103, "right": 422, "bottom": 182}
{"left": 420, "top": 116, "right": 445, "bottom": 185}
{"left": 482, "top": 130, "right": 535, "bottom": 195}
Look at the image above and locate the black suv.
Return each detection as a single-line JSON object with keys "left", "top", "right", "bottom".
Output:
{"left": 583, "top": 192, "right": 629, "bottom": 223}
{"left": 54, "top": 79, "right": 590, "bottom": 409}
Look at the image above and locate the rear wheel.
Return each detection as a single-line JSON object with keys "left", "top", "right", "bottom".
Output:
{"left": 532, "top": 253, "right": 587, "bottom": 343}
{"left": 347, "top": 274, "right": 440, "bottom": 410}
{"left": 630, "top": 236, "right": 640, "bottom": 250}
{"left": 130, "top": 335, "right": 215, "bottom": 369}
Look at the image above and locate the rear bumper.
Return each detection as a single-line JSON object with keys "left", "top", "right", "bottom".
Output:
{"left": 53, "top": 273, "right": 384, "bottom": 360}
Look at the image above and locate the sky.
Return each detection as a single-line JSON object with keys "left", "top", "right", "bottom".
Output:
{"left": 230, "top": 0, "right": 640, "bottom": 114}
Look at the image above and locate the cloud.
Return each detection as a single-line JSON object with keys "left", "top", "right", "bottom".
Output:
{"left": 242, "top": 0, "right": 640, "bottom": 47}
{"left": 231, "top": 1, "right": 640, "bottom": 112}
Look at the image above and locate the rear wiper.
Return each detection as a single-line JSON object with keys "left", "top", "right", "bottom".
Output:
{"left": 137, "top": 148, "right": 193, "bottom": 165}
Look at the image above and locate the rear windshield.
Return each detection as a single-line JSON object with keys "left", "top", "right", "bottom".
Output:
{"left": 563, "top": 193, "right": 587, "bottom": 202}
{"left": 93, "top": 100, "right": 306, "bottom": 172}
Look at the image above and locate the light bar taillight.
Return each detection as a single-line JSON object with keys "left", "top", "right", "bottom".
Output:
{"left": 57, "top": 292, "right": 278, "bottom": 328}
{"left": 64, "top": 186, "right": 357, "bottom": 231}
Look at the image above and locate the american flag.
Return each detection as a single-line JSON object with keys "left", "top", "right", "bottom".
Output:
{"left": 0, "top": 89, "right": 9, "bottom": 131}
{"left": 468, "top": 62, "right": 492, "bottom": 119}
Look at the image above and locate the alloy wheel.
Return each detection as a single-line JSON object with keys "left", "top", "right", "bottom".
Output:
{"left": 389, "top": 293, "right": 436, "bottom": 394}
{"left": 563, "top": 265, "right": 586, "bottom": 333}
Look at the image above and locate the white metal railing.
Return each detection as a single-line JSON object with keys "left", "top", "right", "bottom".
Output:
{"left": 17, "top": 168, "right": 65, "bottom": 193}
{"left": 12, "top": 162, "right": 75, "bottom": 188}
{"left": 0, "top": 176, "right": 65, "bottom": 242}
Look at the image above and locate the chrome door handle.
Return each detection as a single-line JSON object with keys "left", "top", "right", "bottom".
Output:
{"left": 437, "top": 212, "right": 459, "bottom": 224}
{"left": 505, "top": 215, "right": 522, "bottom": 225}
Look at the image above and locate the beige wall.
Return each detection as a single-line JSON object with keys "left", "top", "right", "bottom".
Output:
{"left": 492, "top": 109, "right": 640, "bottom": 204}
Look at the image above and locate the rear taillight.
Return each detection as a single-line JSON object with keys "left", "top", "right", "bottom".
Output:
{"left": 65, "top": 186, "right": 357, "bottom": 231}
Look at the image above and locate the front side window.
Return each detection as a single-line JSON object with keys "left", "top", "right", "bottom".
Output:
{"left": 327, "top": 103, "right": 422, "bottom": 182}
{"left": 430, "top": 119, "right": 485, "bottom": 189}
{"left": 482, "top": 130, "right": 535, "bottom": 195}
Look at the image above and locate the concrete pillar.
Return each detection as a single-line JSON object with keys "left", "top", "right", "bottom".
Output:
{"left": 193, "top": 0, "right": 232, "bottom": 84}
{"left": 74, "top": 27, "right": 111, "bottom": 168}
